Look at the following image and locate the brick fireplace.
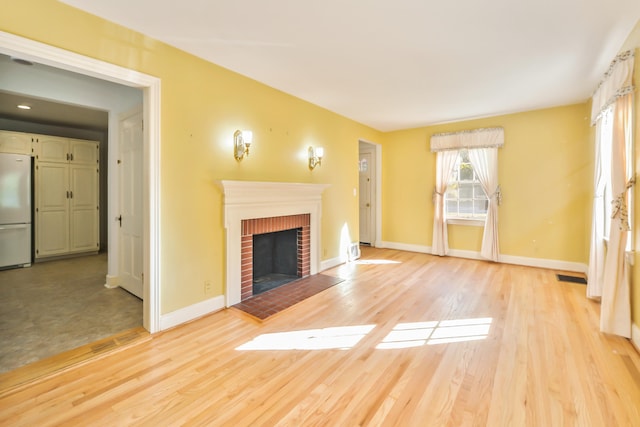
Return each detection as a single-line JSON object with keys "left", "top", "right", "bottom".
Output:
{"left": 219, "top": 180, "right": 329, "bottom": 307}
{"left": 240, "top": 214, "right": 311, "bottom": 300}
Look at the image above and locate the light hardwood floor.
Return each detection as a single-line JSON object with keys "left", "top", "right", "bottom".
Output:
{"left": 1, "top": 247, "right": 639, "bottom": 426}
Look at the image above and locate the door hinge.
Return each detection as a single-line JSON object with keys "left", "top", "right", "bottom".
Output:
{"left": 141, "top": 273, "right": 144, "bottom": 283}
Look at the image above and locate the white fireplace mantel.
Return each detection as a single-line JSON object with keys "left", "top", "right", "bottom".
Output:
{"left": 218, "top": 180, "right": 330, "bottom": 306}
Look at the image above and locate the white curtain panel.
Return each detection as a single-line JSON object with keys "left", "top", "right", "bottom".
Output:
{"left": 431, "top": 150, "right": 458, "bottom": 256}
{"left": 587, "top": 119, "right": 606, "bottom": 300}
{"left": 600, "top": 93, "right": 633, "bottom": 338}
{"left": 468, "top": 148, "right": 500, "bottom": 261}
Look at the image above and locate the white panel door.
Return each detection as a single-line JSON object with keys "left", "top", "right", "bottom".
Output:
{"left": 359, "top": 151, "right": 372, "bottom": 244}
{"left": 70, "top": 164, "right": 99, "bottom": 253}
{"left": 36, "top": 162, "right": 69, "bottom": 257}
{"left": 119, "top": 109, "right": 144, "bottom": 299}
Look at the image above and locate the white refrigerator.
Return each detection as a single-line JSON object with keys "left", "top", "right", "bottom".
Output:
{"left": 0, "top": 153, "right": 32, "bottom": 268}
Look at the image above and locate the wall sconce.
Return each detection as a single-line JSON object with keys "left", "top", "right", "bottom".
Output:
{"left": 308, "top": 146, "right": 324, "bottom": 170}
{"left": 233, "top": 130, "right": 253, "bottom": 161}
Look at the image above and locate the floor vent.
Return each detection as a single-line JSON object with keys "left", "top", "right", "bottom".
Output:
{"left": 348, "top": 243, "right": 361, "bottom": 261}
{"left": 556, "top": 274, "right": 587, "bottom": 285}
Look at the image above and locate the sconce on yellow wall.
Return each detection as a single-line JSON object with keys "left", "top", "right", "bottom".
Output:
{"left": 308, "top": 146, "right": 324, "bottom": 170}
{"left": 234, "top": 130, "right": 253, "bottom": 161}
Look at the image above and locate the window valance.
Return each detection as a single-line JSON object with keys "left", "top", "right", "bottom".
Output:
{"left": 430, "top": 127, "right": 504, "bottom": 152}
{"left": 591, "top": 50, "right": 635, "bottom": 125}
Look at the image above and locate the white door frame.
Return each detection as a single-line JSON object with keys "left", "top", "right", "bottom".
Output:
{"left": 0, "top": 31, "right": 162, "bottom": 333}
{"left": 358, "top": 139, "right": 382, "bottom": 247}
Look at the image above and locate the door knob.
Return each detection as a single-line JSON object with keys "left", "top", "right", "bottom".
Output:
{"left": 116, "top": 215, "right": 122, "bottom": 227}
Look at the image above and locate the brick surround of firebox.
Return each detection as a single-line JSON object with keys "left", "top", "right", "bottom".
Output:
{"left": 240, "top": 214, "right": 311, "bottom": 301}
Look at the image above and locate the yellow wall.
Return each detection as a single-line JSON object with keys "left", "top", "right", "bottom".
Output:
{"left": 382, "top": 104, "right": 592, "bottom": 263}
{"left": 0, "top": 0, "right": 382, "bottom": 313}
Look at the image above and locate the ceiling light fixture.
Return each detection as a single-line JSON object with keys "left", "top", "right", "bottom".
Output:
{"left": 17, "top": 104, "right": 31, "bottom": 110}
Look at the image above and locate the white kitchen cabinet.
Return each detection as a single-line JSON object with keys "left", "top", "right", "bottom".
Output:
{"left": 35, "top": 137, "right": 99, "bottom": 258}
{"left": 0, "top": 130, "right": 33, "bottom": 155}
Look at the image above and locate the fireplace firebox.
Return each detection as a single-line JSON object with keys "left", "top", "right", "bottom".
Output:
{"left": 253, "top": 228, "right": 300, "bottom": 295}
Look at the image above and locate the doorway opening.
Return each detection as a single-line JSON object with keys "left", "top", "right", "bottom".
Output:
{"left": 0, "top": 31, "right": 160, "bottom": 380}
{"left": 358, "top": 140, "right": 381, "bottom": 247}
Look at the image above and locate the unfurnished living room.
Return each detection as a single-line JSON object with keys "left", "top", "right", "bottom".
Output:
{"left": 1, "top": 0, "right": 640, "bottom": 425}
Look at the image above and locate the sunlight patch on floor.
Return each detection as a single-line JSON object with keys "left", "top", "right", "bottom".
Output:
{"left": 377, "top": 317, "right": 492, "bottom": 349}
{"left": 235, "top": 325, "right": 376, "bottom": 351}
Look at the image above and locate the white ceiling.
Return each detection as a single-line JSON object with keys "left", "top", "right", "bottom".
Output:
{"left": 60, "top": 0, "right": 640, "bottom": 131}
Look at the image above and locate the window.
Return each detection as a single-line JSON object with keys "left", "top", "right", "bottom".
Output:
{"left": 445, "top": 149, "right": 488, "bottom": 219}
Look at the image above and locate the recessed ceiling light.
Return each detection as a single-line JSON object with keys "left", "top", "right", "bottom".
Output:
{"left": 17, "top": 104, "right": 31, "bottom": 110}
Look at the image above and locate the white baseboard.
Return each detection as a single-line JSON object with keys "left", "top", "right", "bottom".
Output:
{"left": 159, "top": 295, "right": 225, "bottom": 331}
{"left": 499, "top": 254, "right": 587, "bottom": 274}
{"left": 448, "top": 248, "right": 484, "bottom": 261}
{"left": 378, "top": 241, "right": 431, "bottom": 254}
{"left": 320, "top": 256, "right": 343, "bottom": 272}
{"left": 632, "top": 323, "right": 640, "bottom": 353}
{"left": 378, "top": 240, "right": 587, "bottom": 273}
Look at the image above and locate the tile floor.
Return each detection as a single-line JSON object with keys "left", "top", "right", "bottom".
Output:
{"left": 0, "top": 254, "right": 142, "bottom": 373}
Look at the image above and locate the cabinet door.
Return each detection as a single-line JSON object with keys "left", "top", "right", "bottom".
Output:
{"left": 0, "top": 130, "right": 32, "bottom": 155}
{"left": 69, "top": 138, "right": 99, "bottom": 165}
{"left": 35, "top": 162, "right": 70, "bottom": 257}
{"left": 37, "top": 136, "right": 69, "bottom": 163}
{"left": 69, "top": 164, "right": 99, "bottom": 253}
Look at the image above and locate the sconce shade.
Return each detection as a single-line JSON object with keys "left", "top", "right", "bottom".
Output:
{"left": 308, "top": 146, "right": 324, "bottom": 170}
{"left": 234, "top": 129, "right": 252, "bottom": 161}
{"left": 242, "top": 130, "right": 253, "bottom": 145}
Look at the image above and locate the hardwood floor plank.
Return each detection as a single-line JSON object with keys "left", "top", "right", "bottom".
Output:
{"left": 1, "top": 247, "right": 640, "bottom": 426}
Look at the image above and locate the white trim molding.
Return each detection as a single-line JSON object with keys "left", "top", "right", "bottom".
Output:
{"left": 321, "top": 256, "right": 343, "bottom": 272}
{"left": 105, "top": 274, "right": 120, "bottom": 289}
{"left": 160, "top": 296, "right": 225, "bottom": 331}
{"left": 218, "top": 180, "right": 330, "bottom": 307}
{"left": 0, "top": 31, "right": 162, "bottom": 333}
{"left": 378, "top": 241, "right": 432, "bottom": 254}
{"left": 499, "top": 254, "right": 587, "bottom": 274}
{"left": 379, "top": 240, "right": 588, "bottom": 273}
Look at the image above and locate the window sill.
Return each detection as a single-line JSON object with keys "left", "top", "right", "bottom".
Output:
{"left": 447, "top": 218, "right": 485, "bottom": 227}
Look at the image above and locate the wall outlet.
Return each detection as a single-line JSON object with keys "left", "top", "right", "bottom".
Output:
{"left": 204, "top": 280, "right": 213, "bottom": 295}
